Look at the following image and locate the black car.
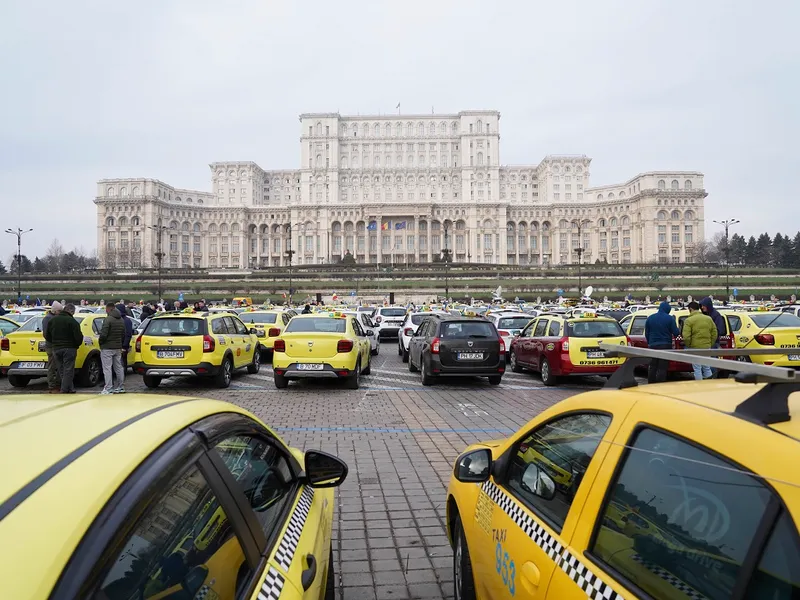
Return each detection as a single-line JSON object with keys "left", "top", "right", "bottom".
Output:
{"left": 407, "top": 316, "right": 505, "bottom": 385}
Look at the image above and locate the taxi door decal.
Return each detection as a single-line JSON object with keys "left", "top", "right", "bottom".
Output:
{"left": 258, "top": 566, "right": 286, "bottom": 599}
{"left": 274, "top": 486, "right": 315, "bottom": 570}
{"left": 482, "top": 481, "right": 625, "bottom": 600}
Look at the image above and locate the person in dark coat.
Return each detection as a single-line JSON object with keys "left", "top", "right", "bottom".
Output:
{"left": 644, "top": 301, "right": 680, "bottom": 384}
{"left": 116, "top": 303, "right": 133, "bottom": 370}
{"left": 42, "top": 301, "right": 63, "bottom": 393}
{"left": 99, "top": 302, "right": 127, "bottom": 394}
{"left": 699, "top": 297, "right": 726, "bottom": 344}
{"left": 44, "top": 303, "right": 83, "bottom": 393}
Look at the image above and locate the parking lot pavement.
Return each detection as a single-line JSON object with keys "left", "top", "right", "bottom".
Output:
{"left": 0, "top": 347, "right": 610, "bottom": 599}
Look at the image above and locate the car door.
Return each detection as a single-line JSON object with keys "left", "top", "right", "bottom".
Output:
{"left": 626, "top": 314, "right": 648, "bottom": 348}
{"left": 223, "top": 316, "right": 245, "bottom": 367}
{"left": 470, "top": 409, "right": 623, "bottom": 599}
{"left": 512, "top": 321, "right": 536, "bottom": 367}
{"left": 232, "top": 316, "right": 256, "bottom": 365}
{"left": 528, "top": 318, "right": 549, "bottom": 370}
{"left": 411, "top": 319, "right": 431, "bottom": 367}
{"left": 351, "top": 318, "right": 369, "bottom": 365}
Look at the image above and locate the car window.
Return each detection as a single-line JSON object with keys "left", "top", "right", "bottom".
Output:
{"left": 92, "top": 318, "right": 104, "bottom": 335}
{"left": 282, "top": 313, "right": 291, "bottom": 326}
{"left": 285, "top": 317, "right": 346, "bottom": 333}
{"left": 506, "top": 413, "right": 611, "bottom": 532}
{"left": 147, "top": 318, "right": 203, "bottom": 336}
{"left": 498, "top": 316, "right": 532, "bottom": 330}
{"left": 0, "top": 319, "right": 18, "bottom": 334}
{"left": 440, "top": 321, "right": 496, "bottom": 338}
{"left": 223, "top": 317, "right": 240, "bottom": 335}
{"left": 242, "top": 313, "right": 278, "bottom": 324}
{"left": 411, "top": 314, "right": 430, "bottom": 326}
{"left": 745, "top": 510, "right": 800, "bottom": 597}
{"left": 548, "top": 321, "right": 561, "bottom": 337}
{"left": 230, "top": 317, "right": 248, "bottom": 335}
{"left": 380, "top": 308, "right": 407, "bottom": 317}
{"left": 96, "top": 463, "right": 250, "bottom": 599}
{"left": 415, "top": 320, "right": 430, "bottom": 337}
{"left": 17, "top": 315, "right": 45, "bottom": 332}
{"left": 591, "top": 428, "right": 774, "bottom": 600}
{"left": 726, "top": 314, "right": 742, "bottom": 332}
{"left": 533, "top": 319, "right": 548, "bottom": 337}
{"left": 352, "top": 319, "right": 364, "bottom": 337}
{"left": 212, "top": 435, "right": 295, "bottom": 541}
{"left": 520, "top": 321, "right": 535, "bottom": 337}
{"left": 750, "top": 313, "right": 800, "bottom": 328}
{"left": 630, "top": 316, "right": 647, "bottom": 336}
{"left": 566, "top": 320, "right": 624, "bottom": 338}
{"left": 619, "top": 315, "right": 631, "bottom": 331}
{"left": 211, "top": 318, "right": 229, "bottom": 335}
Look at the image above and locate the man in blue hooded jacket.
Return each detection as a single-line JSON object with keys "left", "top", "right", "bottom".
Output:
{"left": 644, "top": 301, "right": 680, "bottom": 383}
{"left": 699, "top": 297, "right": 726, "bottom": 343}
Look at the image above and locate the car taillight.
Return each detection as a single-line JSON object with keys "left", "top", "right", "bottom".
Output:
{"left": 274, "top": 339, "right": 286, "bottom": 352}
{"left": 404, "top": 327, "right": 414, "bottom": 337}
{"left": 135, "top": 335, "right": 142, "bottom": 352}
{"left": 0, "top": 338, "right": 8, "bottom": 351}
{"left": 626, "top": 336, "right": 633, "bottom": 347}
{"left": 755, "top": 333, "right": 775, "bottom": 345}
{"left": 500, "top": 330, "right": 510, "bottom": 336}
{"left": 499, "top": 338, "right": 505, "bottom": 354}
{"left": 203, "top": 334, "right": 215, "bottom": 352}
{"left": 337, "top": 339, "right": 354, "bottom": 353}
{"left": 431, "top": 337, "right": 440, "bottom": 353}
{"left": 268, "top": 327, "right": 281, "bottom": 337}
{"left": 561, "top": 338, "right": 570, "bottom": 351}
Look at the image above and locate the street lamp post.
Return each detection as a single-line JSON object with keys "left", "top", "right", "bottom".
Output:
{"left": 443, "top": 224, "right": 450, "bottom": 301}
{"left": 571, "top": 220, "right": 590, "bottom": 296}
{"left": 148, "top": 224, "right": 171, "bottom": 301}
{"left": 4, "top": 227, "right": 33, "bottom": 303}
{"left": 285, "top": 222, "right": 303, "bottom": 305}
{"left": 713, "top": 218, "right": 740, "bottom": 300}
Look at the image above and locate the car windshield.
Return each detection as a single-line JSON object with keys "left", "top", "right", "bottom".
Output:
{"left": 241, "top": 313, "right": 278, "bottom": 324}
{"left": 411, "top": 314, "right": 439, "bottom": 325}
{"left": 566, "top": 320, "right": 625, "bottom": 338}
{"left": 5, "top": 313, "right": 35, "bottom": 323}
{"left": 146, "top": 318, "right": 204, "bottom": 336}
{"left": 18, "top": 316, "right": 45, "bottom": 331}
{"left": 498, "top": 317, "right": 532, "bottom": 330}
{"left": 380, "top": 308, "right": 407, "bottom": 317}
{"left": 750, "top": 313, "right": 800, "bottom": 328}
{"left": 440, "top": 321, "right": 496, "bottom": 339}
{"left": 285, "top": 317, "right": 346, "bottom": 333}
{"left": 0, "top": 319, "right": 19, "bottom": 334}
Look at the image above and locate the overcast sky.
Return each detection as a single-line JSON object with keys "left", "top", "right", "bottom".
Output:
{"left": 1, "top": 0, "right": 797, "bottom": 262}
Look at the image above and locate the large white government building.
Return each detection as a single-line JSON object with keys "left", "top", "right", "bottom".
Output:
{"left": 95, "top": 110, "right": 706, "bottom": 269}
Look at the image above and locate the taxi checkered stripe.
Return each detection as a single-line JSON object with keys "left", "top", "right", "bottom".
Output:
{"left": 481, "top": 480, "right": 623, "bottom": 600}
{"left": 273, "top": 486, "right": 315, "bottom": 571}
{"left": 258, "top": 566, "right": 285, "bottom": 600}
{"left": 631, "top": 554, "right": 707, "bottom": 600}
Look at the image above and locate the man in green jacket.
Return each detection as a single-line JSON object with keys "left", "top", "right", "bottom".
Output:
{"left": 99, "top": 302, "right": 126, "bottom": 394}
{"left": 44, "top": 303, "right": 83, "bottom": 393}
{"left": 682, "top": 301, "right": 717, "bottom": 380}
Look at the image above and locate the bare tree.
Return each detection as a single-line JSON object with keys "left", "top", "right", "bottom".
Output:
{"left": 45, "top": 238, "right": 64, "bottom": 272}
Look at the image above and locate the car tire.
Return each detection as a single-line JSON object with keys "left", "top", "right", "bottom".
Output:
{"left": 324, "top": 547, "right": 336, "bottom": 600}
{"left": 736, "top": 355, "right": 752, "bottom": 363}
{"left": 247, "top": 349, "right": 261, "bottom": 374}
{"left": 77, "top": 355, "right": 102, "bottom": 387}
{"left": 362, "top": 356, "right": 371, "bottom": 376}
{"left": 371, "top": 344, "right": 379, "bottom": 356}
{"left": 420, "top": 359, "right": 434, "bottom": 386}
{"left": 488, "top": 375, "right": 502, "bottom": 385}
{"left": 143, "top": 375, "right": 161, "bottom": 389}
{"left": 215, "top": 357, "right": 233, "bottom": 389}
{"left": 540, "top": 358, "right": 557, "bottom": 386}
{"left": 8, "top": 374, "right": 30, "bottom": 388}
{"left": 509, "top": 350, "right": 523, "bottom": 373}
{"left": 408, "top": 352, "right": 418, "bottom": 372}
{"left": 398, "top": 342, "right": 403, "bottom": 356}
{"left": 346, "top": 360, "right": 361, "bottom": 389}
{"left": 402, "top": 346, "right": 409, "bottom": 363}
{"left": 453, "top": 514, "right": 477, "bottom": 600}
{"left": 274, "top": 373, "right": 288, "bottom": 389}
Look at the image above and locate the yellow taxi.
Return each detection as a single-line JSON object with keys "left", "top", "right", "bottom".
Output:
{"left": 722, "top": 309, "right": 800, "bottom": 367}
{"left": 0, "top": 313, "right": 105, "bottom": 388}
{"left": 0, "top": 393, "right": 347, "bottom": 600}
{"left": 272, "top": 312, "right": 372, "bottom": 389}
{"left": 0, "top": 315, "right": 19, "bottom": 339}
{"left": 447, "top": 349, "right": 800, "bottom": 600}
{"left": 508, "top": 312, "right": 628, "bottom": 385}
{"left": 133, "top": 310, "right": 262, "bottom": 389}
{"left": 238, "top": 308, "right": 299, "bottom": 356}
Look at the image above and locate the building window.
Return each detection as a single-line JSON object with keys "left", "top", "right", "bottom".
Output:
{"left": 600, "top": 232, "right": 607, "bottom": 250}
{"left": 672, "top": 225, "right": 680, "bottom": 244}
{"left": 671, "top": 179, "right": 679, "bottom": 190}
{"left": 554, "top": 193, "right": 560, "bottom": 200}
{"left": 483, "top": 234, "right": 492, "bottom": 250}
{"left": 182, "top": 236, "right": 189, "bottom": 253}
{"left": 685, "top": 225, "right": 693, "bottom": 244}
{"left": 611, "top": 232, "right": 618, "bottom": 249}
{"left": 658, "top": 179, "right": 666, "bottom": 190}
{"left": 685, "top": 179, "right": 693, "bottom": 190}
{"left": 170, "top": 235, "right": 177, "bottom": 252}
{"left": 658, "top": 225, "right": 667, "bottom": 244}
{"left": 222, "top": 243, "right": 229, "bottom": 254}
{"left": 623, "top": 230, "right": 631, "bottom": 248}
{"left": 559, "top": 233, "right": 567, "bottom": 251}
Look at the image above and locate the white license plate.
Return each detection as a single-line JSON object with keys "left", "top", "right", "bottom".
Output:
{"left": 19, "top": 362, "right": 45, "bottom": 369}
{"left": 457, "top": 352, "right": 484, "bottom": 360}
{"left": 297, "top": 363, "right": 324, "bottom": 371}
{"left": 587, "top": 351, "right": 606, "bottom": 359}
{"left": 156, "top": 351, "right": 184, "bottom": 359}
{"left": 789, "top": 355, "right": 800, "bottom": 361}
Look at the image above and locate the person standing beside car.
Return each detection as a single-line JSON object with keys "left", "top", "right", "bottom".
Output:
{"left": 99, "top": 302, "right": 126, "bottom": 394}
{"left": 44, "top": 303, "right": 82, "bottom": 393}
{"left": 116, "top": 303, "right": 133, "bottom": 371}
{"left": 644, "top": 301, "right": 680, "bottom": 384}
{"left": 42, "top": 301, "right": 63, "bottom": 393}
{"left": 682, "top": 301, "right": 717, "bottom": 380}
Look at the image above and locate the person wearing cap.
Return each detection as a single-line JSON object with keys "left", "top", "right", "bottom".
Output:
{"left": 44, "top": 303, "right": 83, "bottom": 393}
{"left": 42, "top": 301, "right": 63, "bottom": 393}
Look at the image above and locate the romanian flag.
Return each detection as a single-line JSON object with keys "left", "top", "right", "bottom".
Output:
{"left": 381, "top": 222, "right": 390, "bottom": 231}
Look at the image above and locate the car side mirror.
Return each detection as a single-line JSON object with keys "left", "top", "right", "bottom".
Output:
{"left": 521, "top": 463, "right": 556, "bottom": 501}
{"left": 181, "top": 565, "right": 209, "bottom": 597}
{"left": 366, "top": 329, "right": 374, "bottom": 337}
{"left": 454, "top": 448, "right": 491, "bottom": 483}
{"left": 249, "top": 327, "right": 257, "bottom": 334}
{"left": 305, "top": 450, "right": 349, "bottom": 488}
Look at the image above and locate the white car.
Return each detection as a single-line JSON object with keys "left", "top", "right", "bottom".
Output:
{"left": 373, "top": 306, "right": 408, "bottom": 340}
{"left": 343, "top": 311, "right": 380, "bottom": 355}
{"left": 486, "top": 311, "right": 535, "bottom": 339}
{"left": 398, "top": 311, "right": 447, "bottom": 362}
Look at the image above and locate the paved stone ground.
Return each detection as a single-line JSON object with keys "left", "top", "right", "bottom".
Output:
{"left": 0, "top": 344, "right": 620, "bottom": 599}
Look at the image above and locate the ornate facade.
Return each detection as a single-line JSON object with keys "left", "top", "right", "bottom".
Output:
{"left": 95, "top": 110, "right": 707, "bottom": 269}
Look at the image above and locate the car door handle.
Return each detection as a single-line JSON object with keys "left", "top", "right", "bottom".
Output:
{"left": 301, "top": 553, "right": 317, "bottom": 591}
{"left": 520, "top": 561, "right": 541, "bottom": 594}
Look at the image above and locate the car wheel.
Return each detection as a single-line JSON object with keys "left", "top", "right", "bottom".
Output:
{"left": 420, "top": 359, "right": 434, "bottom": 386}
{"left": 453, "top": 514, "right": 477, "bottom": 600}
{"left": 77, "top": 355, "right": 102, "bottom": 387}
{"left": 247, "top": 348, "right": 261, "bottom": 374}
{"left": 408, "top": 351, "right": 418, "bottom": 372}
{"left": 540, "top": 358, "right": 557, "bottom": 386}
{"left": 143, "top": 375, "right": 161, "bottom": 389}
{"left": 362, "top": 355, "right": 371, "bottom": 376}
{"left": 274, "top": 372, "right": 288, "bottom": 389}
{"left": 346, "top": 360, "right": 360, "bottom": 389}
{"left": 509, "top": 350, "right": 523, "bottom": 373}
{"left": 371, "top": 344, "right": 379, "bottom": 356}
{"left": 736, "top": 355, "right": 752, "bottom": 363}
{"left": 8, "top": 374, "right": 30, "bottom": 388}
{"left": 488, "top": 375, "right": 502, "bottom": 385}
{"left": 324, "top": 547, "right": 335, "bottom": 600}
{"left": 402, "top": 345, "right": 410, "bottom": 363}
{"left": 215, "top": 357, "right": 233, "bottom": 389}
{"left": 398, "top": 342, "right": 403, "bottom": 356}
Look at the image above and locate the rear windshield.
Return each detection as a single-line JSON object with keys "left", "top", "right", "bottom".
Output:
{"left": 411, "top": 314, "right": 440, "bottom": 325}
{"left": 380, "top": 308, "right": 407, "bottom": 317}
{"left": 498, "top": 316, "right": 532, "bottom": 330}
{"left": 18, "top": 316, "right": 45, "bottom": 331}
{"left": 750, "top": 313, "right": 800, "bottom": 328}
{"left": 566, "top": 320, "right": 625, "bottom": 338}
{"left": 147, "top": 318, "right": 204, "bottom": 336}
{"left": 0, "top": 319, "right": 19, "bottom": 334}
{"left": 440, "top": 321, "right": 496, "bottom": 339}
{"left": 285, "top": 317, "right": 346, "bottom": 334}
{"left": 240, "top": 313, "right": 278, "bottom": 324}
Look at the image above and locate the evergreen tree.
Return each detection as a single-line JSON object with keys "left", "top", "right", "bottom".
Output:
{"left": 772, "top": 233, "right": 793, "bottom": 268}
{"left": 792, "top": 232, "right": 800, "bottom": 269}
{"left": 0, "top": 259, "right": 5, "bottom": 274}
{"left": 754, "top": 233, "right": 773, "bottom": 266}
{"left": 33, "top": 257, "right": 48, "bottom": 272}
{"left": 728, "top": 234, "right": 747, "bottom": 264}
{"left": 744, "top": 236, "right": 757, "bottom": 265}
{"left": 9, "top": 254, "right": 33, "bottom": 273}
